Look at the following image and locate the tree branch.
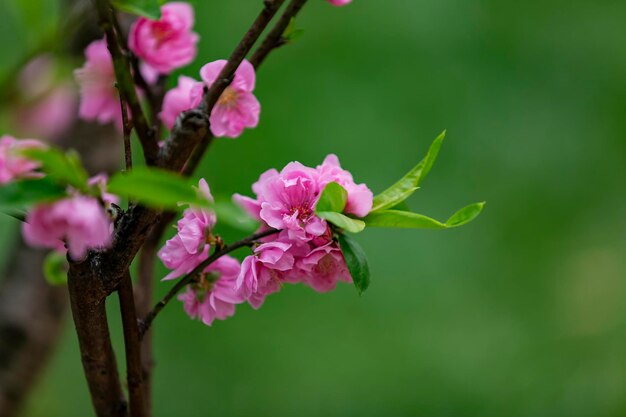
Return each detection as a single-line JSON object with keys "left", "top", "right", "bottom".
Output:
{"left": 119, "top": 92, "right": 132, "bottom": 171}
{"left": 182, "top": 0, "right": 309, "bottom": 176}
{"left": 93, "top": 0, "right": 158, "bottom": 164}
{"left": 201, "top": 0, "right": 286, "bottom": 112}
{"left": 139, "top": 228, "right": 279, "bottom": 337}
{"left": 118, "top": 271, "right": 146, "bottom": 417}
{"left": 67, "top": 258, "right": 127, "bottom": 417}
{"left": 249, "top": 0, "right": 309, "bottom": 68}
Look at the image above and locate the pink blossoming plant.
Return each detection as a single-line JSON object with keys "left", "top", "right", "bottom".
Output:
{"left": 0, "top": 135, "right": 46, "bottom": 184}
{"left": 74, "top": 38, "right": 124, "bottom": 130}
{"left": 129, "top": 2, "right": 199, "bottom": 74}
{"left": 328, "top": 0, "right": 353, "bottom": 6}
{"left": 178, "top": 255, "right": 245, "bottom": 326}
{"left": 159, "top": 75, "right": 202, "bottom": 129}
{"left": 0, "top": 0, "right": 485, "bottom": 414}
{"left": 22, "top": 196, "right": 113, "bottom": 260}
{"left": 191, "top": 59, "right": 261, "bottom": 138}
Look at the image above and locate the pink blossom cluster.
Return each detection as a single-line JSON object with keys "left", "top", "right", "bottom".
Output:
{"left": 23, "top": 195, "right": 114, "bottom": 260}
{"left": 13, "top": 55, "right": 76, "bottom": 141}
{"left": 328, "top": 0, "right": 352, "bottom": 5}
{"left": 0, "top": 135, "right": 46, "bottom": 184}
{"left": 159, "top": 179, "right": 246, "bottom": 325}
{"left": 234, "top": 155, "right": 373, "bottom": 307}
{"left": 75, "top": 2, "right": 198, "bottom": 130}
{"left": 158, "top": 156, "right": 371, "bottom": 326}
{"left": 160, "top": 59, "right": 260, "bottom": 138}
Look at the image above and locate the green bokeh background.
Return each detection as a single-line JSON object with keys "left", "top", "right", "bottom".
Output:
{"left": 2, "top": 0, "right": 626, "bottom": 416}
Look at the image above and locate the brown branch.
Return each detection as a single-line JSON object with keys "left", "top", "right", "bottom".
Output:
{"left": 94, "top": 0, "right": 158, "bottom": 164}
{"left": 117, "top": 271, "right": 146, "bottom": 417}
{"left": 182, "top": 0, "right": 309, "bottom": 176}
{"left": 139, "top": 228, "right": 279, "bottom": 337}
{"left": 67, "top": 258, "right": 127, "bottom": 417}
{"left": 134, "top": 219, "right": 171, "bottom": 416}
{"left": 202, "top": 0, "right": 286, "bottom": 112}
{"left": 249, "top": 0, "right": 309, "bottom": 68}
{"left": 119, "top": 92, "right": 132, "bottom": 170}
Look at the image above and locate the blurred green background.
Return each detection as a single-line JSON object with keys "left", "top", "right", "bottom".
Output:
{"left": 2, "top": 0, "right": 626, "bottom": 416}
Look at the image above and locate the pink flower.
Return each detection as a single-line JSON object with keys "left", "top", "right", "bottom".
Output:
{"left": 254, "top": 162, "right": 327, "bottom": 241}
{"left": 129, "top": 2, "right": 199, "bottom": 74}
{"left": 88, "top": 174, "right": 120, "bottom": 207}
{"left": 316, "top": 154, "right": 373, "bottom": 217}
{"left": 159, "top": 75, "right": 202, "bottom": 129}
{"left": 158, "top": 179, "right": 216, "bottom": 280}
{"left": 0, "top": 135, "right": 46, "bottom": 184}
{"left": 328, "top": 0, "right": 352, "bottom": 5}
{"left": 296, "top": 242, "right": 351, "bottom": 292}
{"left": 13, "top": 55, "right": 76, "bottom": 140}
{"left": 178, "top": 256, "right": 245, "bottom": 326}
{"left": 22, "top": 196, "right": 113, "bottom": 260}
{"left": 192, "top": 59, "right": 260, "bottom": 138}
{"left": 74, "top": 39, "right": 123, "bottom": 130}
{"left": 236, "top": 255, "right": 284, "bottom": 309}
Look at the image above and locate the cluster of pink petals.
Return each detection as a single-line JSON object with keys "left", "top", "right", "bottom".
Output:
{"left": 159, "top": 75, "right": 202, "bottom": 129}
{"left": 328, "top": 0, "right": 352, "bottom": 6}
{"left": 74, "top": 39, "right": 124, "bottom": 131}
{"left": 158, "top": 179, "right": 216, "bottom": 281}
{"left": 160, "top": 59, "right": 260, "bottom": 138}
{"left": 234, "top": 155, "right": 372, "bottom": 307}
{"left": 177, "top": 256, "right": 245, "bottom": 326}
{"left": 13, "top": 55, "right": 76, "bottom": 140}
{"left": 22, "top": 195, "right": 113, "bottom": 260}
{"left": 0, "top": 135, "right": 46, "bottom": 184}
{"left": 129, "top": 2, "right": 199, "bottom": 75}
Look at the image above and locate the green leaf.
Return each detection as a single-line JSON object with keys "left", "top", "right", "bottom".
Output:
{"left": 337, "top": 233, "right": 370, "bottom": 295}
{"left": 371, "top": 130, "right": 445, "bottom": 212}
{"left": 315, "top": 182, "right": 348, "bottom": 213}
{"left": 43, "top": 252, "right": 68, "bottom": 286}
{"left": 0, "top": 178, "right": 67, "bottom": 212}
{"left": 111, "top": 0, "right": 161, "bottom": 19}
{"left": 446, "top": 202, "right": 486, "bottom": 226}
{"left": 282, "top": 17, "right": 304, "bottom": 42}
{"left": 22, "top": 148, "right": 89, "bottom": 191}
{"left": 364, "top": 210, "right": 447, "bottom": 229}
{"left": 213, "top": 198, "right": 259, "bottom": 233}
{"left": 317, "top": 211, "right": 366, "bottom": 233}
{"left": 364, "top": 202, "right": 485, "bottom": 229}
{"left": 107, "top": 167, "right": 209, "bottom": 210}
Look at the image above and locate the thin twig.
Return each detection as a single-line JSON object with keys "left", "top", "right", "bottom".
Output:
{"left": 117, "top": 271, "right": 147, "bottom": 417}
{"left": 94, "top": 0, "right": 158, "bottom": 164}
{"left": 119, "top": 92, "right": 132, "bottom": 170}
{"left": 249, "top": 0, "right": 309, "bottom": 68}
{"left": 139, "top": 229, "right": 279, "bottom": 337}
{"left": 182, "top": 0, "right": 309, "bottom": 176}
{"left": 201, "top": 0, "right": 286, "bottom": 112}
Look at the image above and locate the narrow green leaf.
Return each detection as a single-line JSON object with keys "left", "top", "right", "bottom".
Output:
{"left": 107, "top": 167, "right": 208, "bottom": 210}
{"left": 315, "top": 182, "right": 348, "bottom": 213}
{"left": 446, "top": 202, "right": 486, "bottom": 226}
{"left": 371, "top": 130, "right": 445, "bottom": 212}
{"left": 282, "top": 17, "right": 304, "bottom": 42}
{"left": 43, "top": 252, "right": 68, "bottom": 286}
{"left": 213, "top": 198, "right": 259, "bottom": 233}
{"left": 0, "top": 178, "right": 67, "bottom": 212}
{"left": 338, "top": 234, "right": 370, "bottom": 295}
{"left": 318, "top": 212, "right": 366, "bottom": 233}
{"left": 111, "top": 0, "right": 160, "bottom": 19}
{"left": 364, "top": 210, "right": 447, "bottom": 229}
{"left": 22, "top": 147, "right": 89, "bottom": 191}
{"left": 364, "top": 203, "right": 485, "bottom": 229}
